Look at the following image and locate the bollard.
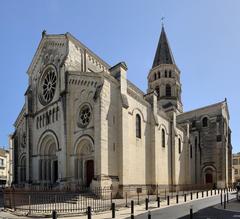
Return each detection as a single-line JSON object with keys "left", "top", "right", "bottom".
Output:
{"left": 131, "top": 214, "right": 134, "bottom": 219}
{"left": 202, "top": 191, "right": 204, "bottom": 198}
{"left": 145, "top": 198, "right": 149, "bottom": 210}
{"left": 131, "top": 200, "right": 134, "bottom": 215}
{"left": 176, "top": 194, "right": 179, "bottom": 203}
{"left": 112, "top": 203, "right": 115, "bottom": 218}
{"left": 167, "top": 196, "right": 170, "bottom": 205}
{"left": 184, "top": 194, "right": 187, "bottom": 202}
{"left": 28, "top": 195, "right": 31, "bottom": 215}
{"left": 211, "top": 190, "right": 212, "bottom": 196}
{"left": 125, "top": 192, "right": 128, "bottom": 207}
{"left": 224, "top": 194, "right": 226, "bottom": 209}
{"left": 190, "top": 208, "right": 193, "bottom": 219}
{"left": 218, "top": 189, "right": 220, "bottom": 194}
{"left": 87, "top": 207, "right": 91, "bottom": 219}
{"left": 220, "top": 193, "right": 222, "bottom": 205}
{"left": 227, "top": 192, "right": 229, "bottom": 203}
{"left": 215, "top": 189, "right": 216, "bottom": 195}
{"left": 196, "top": 192, "right": 198, "bottom": 199}
{"left": 52, "top": 210, "right": 57, "bottom": 219}
{"left": 207, "top": 190, "right": 208, "bottom": 197}
{"left": 148, "top": 211, "right": 151, "bottom": 219}
{"left": 190, "top": 192, "right": 192, "bottom": 200}
{"left": 157, "top": 196, "right": 160, "bottom": 207}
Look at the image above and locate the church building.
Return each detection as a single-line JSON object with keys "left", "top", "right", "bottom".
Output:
{"left": 11, "top": 27, "right": 232, "bottom": 194}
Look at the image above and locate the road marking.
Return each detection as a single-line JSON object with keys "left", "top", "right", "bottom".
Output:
{"left": 233, "top": 215, "right": 240, "bottom": 218}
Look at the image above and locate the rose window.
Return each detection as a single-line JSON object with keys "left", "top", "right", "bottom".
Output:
{"left": 39, "top": 66, "right": 57, "bottom": 105}
{"left": 78, "top": 104, "right": 92, "bottom": 128}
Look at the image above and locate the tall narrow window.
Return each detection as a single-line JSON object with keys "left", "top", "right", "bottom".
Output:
{"left": 190, "top": 145, "right": 193, "bottom": 158}
{"left": 202, "top": 117, "right": 208, "bottom": 127}
{"left": 154, "top": 73, "right": 157, "bottom": 80}
{"left": 169, "top": 71, "right": 172, "bottom": 78}
{"left": 165, "top": 70, "right": 167, "bottom": 77}
{"left": 166, "top": 84, "right": 171, "bottom": 97}
{"left": 155, "top": 86, "right": 160, "bottom": 99}
{"left": 158, "top": 71, "right": 161, "bottom": 78}
{"left": 162, "top": 129, "right": 165, "bottom": 147}
{"left": 136, "top": 114, "right": 141, "bottom": 138}
{"left": 178, "top": 138, "right": 181, "bottom": 154}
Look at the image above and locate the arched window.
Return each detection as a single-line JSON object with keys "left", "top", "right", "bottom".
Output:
{"left": 155, "top": 86, "right": 160, "bottom": 99}
{"left": 162, "top": 129, "right": 165, "bottom": 147}
{"left": 136, "top": 114, "right": 141, "bottom": 138}
{"left": 154, "top": 73, "right": 157, "bottom": 80}
{"left": 178, "top": 138, "right": 181, "bottom": 154}
{"left": 202, "top": 117, "right": 208, "bottom": 127}
{"left": 166, "top": 84, "right": 171, "bottom": 97}
{"left": 158, "top": 71, "right": 161, "bottom": 78}
{"left": 165, "top": 70, "right": 167, "bottom": 77}
{"left": 169, "top": 70, "right": 172, "bottom": 78}
{"left": 20, "top": 156, "right": 26, "bottom": 183}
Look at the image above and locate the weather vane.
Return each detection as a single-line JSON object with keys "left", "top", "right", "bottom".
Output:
{"left": 161, "top": 16, "right": 165, "bottom": 27}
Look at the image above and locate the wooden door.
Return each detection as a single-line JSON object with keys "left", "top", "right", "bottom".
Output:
{"left": 86, "top": 160, "right": 94, "bottom": 187}
{"left": 206, "top": 173, "right": 213, "bottom": 184}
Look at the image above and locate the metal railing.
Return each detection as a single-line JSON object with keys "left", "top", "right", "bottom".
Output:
{"left": 3, "top": 187, "right": 111, "bottom": 215}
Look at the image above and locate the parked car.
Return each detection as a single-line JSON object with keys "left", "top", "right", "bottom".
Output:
{"left": 236, "top": 182, "right": 240, "bottom": 191}
{"left": 237, "top": 190, "right": 240, "bottom": 201}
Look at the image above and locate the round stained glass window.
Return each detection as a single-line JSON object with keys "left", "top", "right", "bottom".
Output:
{"left": 39, "top": 66, "right": 57, "bottom": 105}
{"left": 78, "top": 104, "right": 92, "bottom": 128}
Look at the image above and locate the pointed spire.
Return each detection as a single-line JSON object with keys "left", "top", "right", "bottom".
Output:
{"left": 152, "top": 26, "right": 176, "bottom": 68}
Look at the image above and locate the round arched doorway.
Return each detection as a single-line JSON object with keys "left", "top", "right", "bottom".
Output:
{"left": 202, "top": 166, "right": 217, "bottom": 185}
{"left": 74, "top": 136, "right": 94, "bottom": 187}
{"left": 38, "top": 132, "right": 58, "bottom": 184}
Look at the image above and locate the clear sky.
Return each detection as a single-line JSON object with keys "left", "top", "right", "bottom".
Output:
{"left": 0, "top": 0, "right": 239, "bottom": 152}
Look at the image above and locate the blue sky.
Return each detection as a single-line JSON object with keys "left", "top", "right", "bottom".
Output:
{"left": 0, "top": 0, "right": 239, "bottom": 152}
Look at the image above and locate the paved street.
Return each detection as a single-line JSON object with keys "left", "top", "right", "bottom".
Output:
{"left": 131, "top": 193, "right": 238, "bottom": 219}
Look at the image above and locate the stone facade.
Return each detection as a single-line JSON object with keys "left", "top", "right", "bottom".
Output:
{"left": 11, "top": 27, "right": 232, "bottom": 194}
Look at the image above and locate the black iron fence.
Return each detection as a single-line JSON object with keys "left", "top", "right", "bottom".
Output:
{"left": 3, "top": 187, "right": 111, "bottom": 215}
{"left": 2, "top": 184, "right": 234, "bottom": 217}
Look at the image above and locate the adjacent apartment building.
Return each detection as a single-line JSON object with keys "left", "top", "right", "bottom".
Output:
{"left": 0, "top": 147, "right": 10, "bottom": 186}
{"left": 233, "top": 153, "right": 240, "bottom": 183}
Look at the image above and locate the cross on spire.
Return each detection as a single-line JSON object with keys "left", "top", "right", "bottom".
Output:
{"left": 161, "top": 17, "right": 165, "bottom": 27}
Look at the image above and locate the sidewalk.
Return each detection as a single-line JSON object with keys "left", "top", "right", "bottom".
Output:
{"left": 68, "top": 190, "right": 235, "bottom": 219}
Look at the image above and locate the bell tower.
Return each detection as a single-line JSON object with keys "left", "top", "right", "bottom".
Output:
{"left": 148, "top": 26, "right": 183, "bottom": 114}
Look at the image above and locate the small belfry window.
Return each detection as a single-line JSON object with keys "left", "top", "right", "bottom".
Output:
{"left": 166, "top": 84, "right": 171, "bottom": 97}
{"left": 178, "top": 138, "right": 181, "bottom": 154}
{"left": 154, "top": 73, "right": 157, "bottom": 80}
{"left": 155, "top": 86, "right": 160, "bottom": 99}
{"left": 136, "top": 114, "right": 141, "bottom": 138}
{"left": 202, "top": 117, "right": 208, "bottom": 127}
{"left": 162, "top": 129, "right": 165, "bottom": 147}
